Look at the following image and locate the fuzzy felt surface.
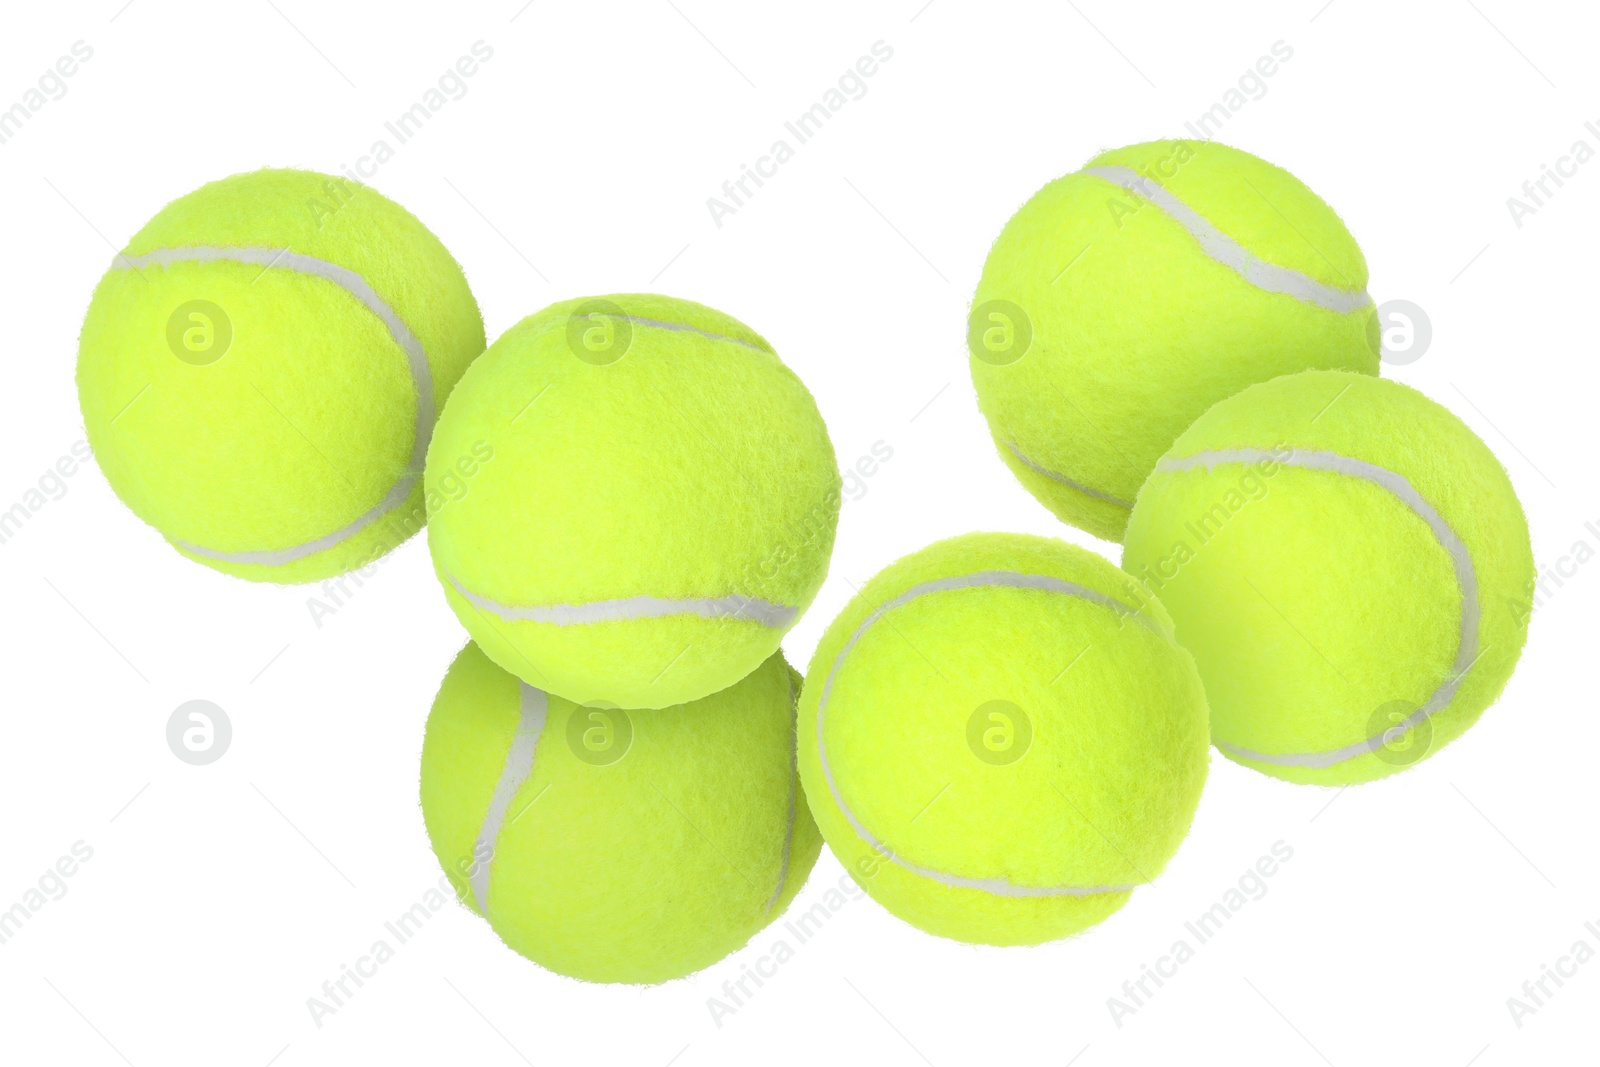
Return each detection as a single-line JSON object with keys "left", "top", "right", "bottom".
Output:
{"left": 426, "top": 293, "right": 841, "bottom": 709}
{"left": 1122, "top": 371, "right": 1535, "bottom": 785}
{"left": 797, "top": 533, "right": 1209, "bottom": 947}
{"left": 420, "top": 643, "right": 821, "bottom": 984}
{"left": 76, "top": 168, "right": 485, "bottom": 583}
{"left": 969, "top": 140, "right": 1379, "bottom": 543}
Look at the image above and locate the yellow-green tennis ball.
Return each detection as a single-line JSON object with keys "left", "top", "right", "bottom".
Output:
{"left": 797, "top": 532, "right": 1209, "bottom": 947}
{"left": 421, "top": 642, "right": 820, "bottom": 984}
{"left": 426, "top": 293, "right": 841, "bottom": 710}
{"left": 969, "top": 139, "right": 1380, "bottom": 543}
{"left": 76, "top": 169, "right": 485, "bottom": 582}
{"left": 1123, "top": 371, "right": 1535, "bottom": 786}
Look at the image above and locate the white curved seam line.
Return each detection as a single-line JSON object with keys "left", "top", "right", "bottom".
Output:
{"left": 449, "top": 576, "right": 798, "bottom": 628}
{"left": 116, "top": 245, "right": 435, "bottom": 566}
{"left": 1082, "top": 166, "right": 1373, "bottom": 314}
{"left": 765, "top": 671, "right": 800, "bottom": 913}
{"left": 173, "top": 471, "right": 419, "bottom": 567}
{"left": 817, "top": 570, "right": 1159, "bottom": 898}
{"left": 1005, "top": 440, "right": 1133, "bottom": 510}
{"left": 470, "top": 682, "right": 548, "bottom": 915}
{"left": 1158, "top": 447, "right": 1479, "bottom": 769}
{"left": 611, "top": 314, "right": 767, "bottom": 352}
{"left": 516, "top": 311, "right": 770, "bottom": 355}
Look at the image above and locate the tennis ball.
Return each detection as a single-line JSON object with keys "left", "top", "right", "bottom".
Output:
{"left": 969, "top": 139, "right": 1380, "bottom": 543}
{"left": 1123, "top": 371, "right": 1535, "bottom": 786}
{"left": 76, "top": 168, "right": 485, "bottom": 582}
{"left": 421, "top": 642, "right": 820, "bottom": 984}
{"left": 426, "top": 293, "right": 841, "bottom": 710}
{"left": 797, "top": 532, "right": 1209, "bottom": 946}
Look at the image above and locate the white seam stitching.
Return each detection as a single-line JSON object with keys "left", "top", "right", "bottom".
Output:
{"left": 766, "top": 669, "right": 800, "bottom": 913}
{"left": 1082, "top": 166, "right": 1373, "bottom": 314}
{"left": 512, "top": 310, "right": 770, "bottom": 355}
{"left": 1156, "top": 447, "right": 1479, "bottom": 768}
{"left": 817, "top": 570, "right": 1157, "bottom": 898}
{"left": 116, "top": 245, "right": 434, "bottom": 567}
{"left": 1004, "top": 440, "right": 1134, "bottom": 510}
{"left": 449, "top": 576, "right": 799, "bottom": 629}
{"left": 470, "top": 682, "right": 548, "bottom": 916}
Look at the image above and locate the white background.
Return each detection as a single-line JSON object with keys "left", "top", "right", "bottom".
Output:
{"left": 1, "top": 1, "right": 1594, "bottom": 1064}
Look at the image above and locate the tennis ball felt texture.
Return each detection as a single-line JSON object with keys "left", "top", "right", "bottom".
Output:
{"left": 421, "top": 642, "right": 820, "bottom": 984}
{"left": 1122, "top": 371, "right": 1535, "bottom": 786}
{"left": 426, "top": 293, "right": 841, "bottom": 710}
{"left": 969, "top": 139, "right": 1380, "bottom": 543}
{"left": 798, "top": 532, "right": 1209, "bottom": 947}
{"left": 76, "top": 168, "right": 485, "bottom": 582}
